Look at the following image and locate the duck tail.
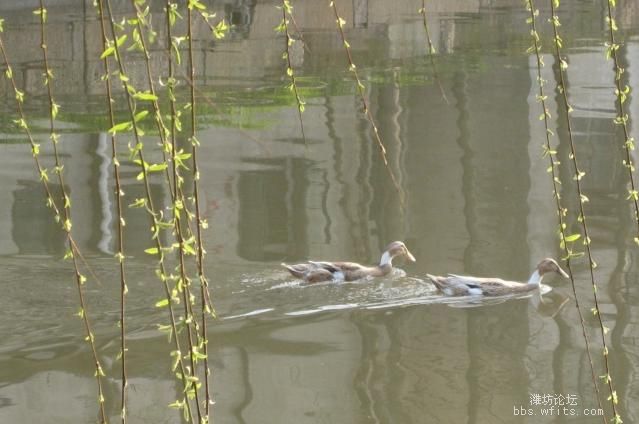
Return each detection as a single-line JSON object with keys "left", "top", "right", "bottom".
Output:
{"left": 282, "top": 263, "right": 305, "bottom": 279}
{"left": 426, "top": 274, "right": 446, "bottom": 291}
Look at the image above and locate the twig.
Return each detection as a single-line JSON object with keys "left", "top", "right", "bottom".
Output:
{"left": 418, "top": 0, "right": 449, "bottom": 104}
{"left": 101, "top": 0, "right": 197, "bottom": 420}
{"left": 328, "top": 0, "right": 404, "bottom": 204}
{"left": 524, "top": 1, "right": 605, "bottom": 421}
{"left": 92, "top": 0, "right": 129, "bottom": 420}
{"left": 604, "top": 0, "right": 639, "bottom": 245}
{"left": 548, "top": 1, "right": 620, "bottom": 421}
{"left": 277, "top": 0, "right": 307, "bottom": 144}
{"left": 186, "top": 0, "right": 214, "bottom": 419}
{"left": 1, "top": 10, "right": 108, "bottom": 423}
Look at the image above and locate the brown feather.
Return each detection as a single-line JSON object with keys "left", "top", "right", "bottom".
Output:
{"left": 281, "top": 241, "right": 414, "bottom": 283}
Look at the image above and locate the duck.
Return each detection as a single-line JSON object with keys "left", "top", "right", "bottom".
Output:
{"left": 282, "top": 241, "right": 416, "bottom": 283}
{"left": 426, "top": 258, "right": 569, "bottom": 296}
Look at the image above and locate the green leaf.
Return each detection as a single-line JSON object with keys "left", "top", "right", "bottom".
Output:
{"left": 134, "top": 91, "right": 158, "bottom": 101}
{"left": 129, "top": 198, "right": 146, "bottom": 208}
{"left": 108, "top": 121, "right": 132, "bottom": 134}
{"left": 155, "top": 299, "right": 169, "bottom": 308}
{"left": 145, "top": 247, "right": 159, "bottom": 255}
{"left": 189, "top": 0, "right": 206, "bottom": 10}
{"left": 564, "top": 233, "right": 581, "bottom": 242}
{"left": 100, "top": 46, "right": 115, "bottom": 59}
{"left": 148, "top": 163, "right": 168, "bottom": 172}
{"left": 213, "top": 19, "right": 229, "bottom": 39}
{"left": 116, "top": 34, "right": 127, "bottom": 47}
{"left": 134, "top": 110, "right": 149, "bottom": 122}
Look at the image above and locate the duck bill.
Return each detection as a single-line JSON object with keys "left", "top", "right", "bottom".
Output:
{"left": 405, "top": 249, "right": 416, "bottom": 263}
{"left": 557, "top": 266, "right": 569, "bottom": 279}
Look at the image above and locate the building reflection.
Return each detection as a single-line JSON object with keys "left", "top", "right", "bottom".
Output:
{"left": 237, "top": 157, "right": 309, "bottom": 261}
{"left": 11, "top": 180, "right": 66, "bottom": 255}
{"left": 225, "top": 0, "right": 257, "bottom": 39}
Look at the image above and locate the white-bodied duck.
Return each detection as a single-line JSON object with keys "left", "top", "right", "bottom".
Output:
{"left": 427, "top": 258, "right": 569, "bottom": 296}
{"left": 282, "top": 241, "right": 416, "bottom": 283}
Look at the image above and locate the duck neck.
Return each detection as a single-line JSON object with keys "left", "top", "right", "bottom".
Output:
{"left": 379, "top": 251, "right": 394, "bottom": 272}
{"left": 527, "top": 269, "right": 543, "bottom": 286}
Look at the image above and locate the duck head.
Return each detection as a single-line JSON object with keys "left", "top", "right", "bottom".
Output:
{"left": 537, "top": 258, "right": 569, "bottom": 278}
{"left": 380, "top": 241, "right": 416, "bottom": 266}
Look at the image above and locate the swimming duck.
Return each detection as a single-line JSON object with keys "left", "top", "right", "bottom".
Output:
{"left": 282, "top": 241, "right": 416, "bottom": 283}
{"left": 426, "top": 258, "right": 569, "bottom": 296}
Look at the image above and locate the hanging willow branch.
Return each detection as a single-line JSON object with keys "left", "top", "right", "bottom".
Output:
{"left": 128, "top": 0, "right": 209, "bottom": 254}
{"left": 604, "top": 0, "right": 639, "bottom": 244}
{"left": 524, "top": 1, "right": 605, "bottom": 421}
{"left": 0, "top": 12, "right": 108, "bottom": 423}
{"left": 328, "top": 0, "right": 404, "bottom": 204}
{"left": 548, "top": 1, "right": 621, "bottom": 422}
{"left": 186, "top": 0, "right": 215, "bottom": 419}
{"left": 418, "top": 0, "right": 448, "bottom": 103}
{"left": 127, "top": 0, "right": 176, "bottom": 199}
{"left": 101, "top": 0, "right": 199, "bottom": 421}
{"left": 127, "top": 8, "right": 205, "bottom": 412}
{"left": 92, "top": 0, "right": 130, "bottom": 420}
{"left": 128, "top": 16, "right": 216, "bottom": 361}
{"left": 276, "top": 0, "right": 307, "bottom": 144}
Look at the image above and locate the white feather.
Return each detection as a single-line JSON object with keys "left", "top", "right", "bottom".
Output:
{"left": 527, "top": 270, "right": 542, "bottom": 285}
{"left": 380, "top": 251, "right": 392, "bottom": 266}
{"left": 467, "top": 287, "right": 483, "bottom": 296}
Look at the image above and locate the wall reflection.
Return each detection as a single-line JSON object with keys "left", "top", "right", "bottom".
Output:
{"left": 12, "top": 180, "right": 66, "bottom": 255}
{"left": 237, "top": 157, "right": 309, "bottom": 261}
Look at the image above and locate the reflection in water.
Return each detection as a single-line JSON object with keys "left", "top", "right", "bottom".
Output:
{"left": 225, "top": 0, "right": 257, "bottom": 39}
{"left": 457, "top": 51, "right": 534, "bottom": 422}
{"left": 610, "top": 119, "right": 639, "bottom": 422}
{"left": 1, "top": 0, "right": 639, "bottom": 423}
{"left": 12, "top": 180, "right": 66, "bottom": 255}
{"left": 237, "top": 158, "right": 308, "bottom": 261}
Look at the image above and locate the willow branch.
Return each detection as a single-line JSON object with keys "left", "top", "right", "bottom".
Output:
{"left": 549, "top": 1, "right": 620, "bottom": 420}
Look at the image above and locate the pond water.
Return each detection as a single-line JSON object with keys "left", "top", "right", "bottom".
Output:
{"left": 1, "top": 0, "right": 638, "bottom": 423}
